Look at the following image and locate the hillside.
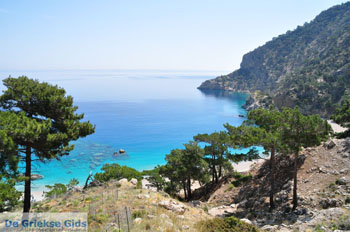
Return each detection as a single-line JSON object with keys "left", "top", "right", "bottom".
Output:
{"left": 21, "top": 137, "right": 350, "bottom": 232}
{"left": 199, "top": 2, "right": 350, "bottom": 117}
{"left": 201, "top": 138, "right": 350, "bottom": 231}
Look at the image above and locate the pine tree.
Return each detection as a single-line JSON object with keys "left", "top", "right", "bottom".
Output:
{"left": 280, "top": 107, "right": 331, "bottom": 210}
{"left": 162, "top": 141, "right": 208, "bottom": 200}
{"left": 194, "top": 132, "right": 231, "bottom": 183}
{"left": 0, "top": 76, "right": 95, "bottom": 212}
{"left": 246, "top": 107, "right": 283, "bottom": 210}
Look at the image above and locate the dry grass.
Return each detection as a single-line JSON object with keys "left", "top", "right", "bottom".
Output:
{"left": 30, "top": 181, "right": 211, "bottom": 231}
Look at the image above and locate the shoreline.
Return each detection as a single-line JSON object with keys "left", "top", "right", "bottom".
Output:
{"left": 30, "top": 159, "right": 262, "bottom": 202}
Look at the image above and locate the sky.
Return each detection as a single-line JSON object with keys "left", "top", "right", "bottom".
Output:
{"left": 0, "top": 0, "right": 347, "bottom": 72}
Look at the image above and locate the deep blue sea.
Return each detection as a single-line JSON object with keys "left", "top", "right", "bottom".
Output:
{"left": 0, "top": 70, "right": 249, "bottom": 191}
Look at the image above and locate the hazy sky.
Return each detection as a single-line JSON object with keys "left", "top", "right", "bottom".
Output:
{"left": 0, "top": 0, "right": 347, "bottom": 72}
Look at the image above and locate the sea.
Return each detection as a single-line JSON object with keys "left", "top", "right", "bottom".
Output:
{"left": 0, "top": 70, "right": 249, "bottom": 192}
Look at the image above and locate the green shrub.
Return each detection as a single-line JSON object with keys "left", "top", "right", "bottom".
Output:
{"left": 45, "top": 183, "right": 67, "bottom": 198}
{"left": 337, "top": 214, "right": 350, "bottom": 230}
{"left": 345, "top": 197, "right": 350, "bottom": 205}
{"left": 232, "top": 173, "right": 252, "bottom": 187}
{"left": 196, "top": 216, "right": 259, "bottom": 232}
{"left": 328, "top": 182, "right": 336, "bottom": 192}
{"left": 67, "top": 178, "right": 79, "bottom": 189}
{"left": 132, "top": 209, "right": 146, "bottom": 219}
{"left": 0, "top": 179, "right": 21, "bottom": 212}
{"left": 94, "top": 163, "right": 142, "bottom": 182}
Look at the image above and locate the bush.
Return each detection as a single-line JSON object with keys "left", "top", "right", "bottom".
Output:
{"left": 67, "top": 178, "right": 79, "bottom": 189}
{"left": 196, "top": 216, "right": 259, "bottom": 232}
{"left": 94, "top": 163, "right": 142, "bottom": 182}
{"left": 345, "top": 197, "right": 350, "bottom": 205}
{"left": 44, "top": 183, "right": 67, "bottom": 198}
{"left": 337, "top": 214, "right": 350, "bottom": 230}
{"left": 0, "top": 179, "right": 21, "bottom": 212}
{"left": 132, "top": 209, "right": 146, "bottom": 219}
{"left": 232, "top": 173, "right": 253, "bottom": 187}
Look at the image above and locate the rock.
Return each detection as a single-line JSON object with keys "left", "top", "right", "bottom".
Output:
{"left": 130, "top": 178, "right": 138, "bottom": 185}
{"left": 319, "top": 198, "right": 343, "bottom": 209}
{"left": 119, "top": 149, "right": 125, "bottom": 153}
{"left": 134, "top": 218, "right": 142, "bottom": 224}
{"left": 69, "top": 186, "right": 83, "bottom": 193}
{"left": 25, "top": 174, "right": 44, "bottom": 180}
{"left": 182, "top": 225, "right": 189, "bottom": 230}
{"left": 238, "top": 199, "right": 248, "bottom": 208}
{"left": 119, "top": 178, "right": 128, "bottom": 184}
{"left": 89, "top": 180, "right": 103, "bottom": 187}
{"left": 325, "top": 140, "right": 336, "bottom": 149}
{"left": 261, "top": 225, "right": 278, "bottom": 231}
{"left": 332, "top": 170, "right": 340, "bottom": 175}
{"left": 318, "top": 167, "right": 328, "bottom": 174}
{"left": 158, "top": 200, "right": 187, "bottom": 213}
{"left": 189, "top": 200, "right": 201, "bottom": 207}
{"left": 343, "top": 153, "right": 350, "bottom": 158}
{"left": 147, "top": 214, "right": 155, "bottom": 219}
{"left": 336, "top": 177, "right": 347, "bottom": 185}
{"left": 241, "top": 218, "right": 252, "bottom": 225}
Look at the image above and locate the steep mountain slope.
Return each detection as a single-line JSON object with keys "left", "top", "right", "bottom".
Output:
{"left": 199, "top": 2, "right": 350, "bottom": 116}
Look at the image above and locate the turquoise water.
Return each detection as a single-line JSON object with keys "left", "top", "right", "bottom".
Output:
{"left": 0, "top": 70, "right": 249, "bottom": 191}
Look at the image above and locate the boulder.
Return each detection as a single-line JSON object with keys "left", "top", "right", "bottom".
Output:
{"left": 261, "top": 225, "right": 278, "bottom": 231}
{"left": 119, "top": 178, "right": 128, "bottom": 184}
{"left": 130, "top": 178, "right": 138, "bottom": 185}
{"left": 158, "top": 200, "right": 187, "bottom": 213}
{"left": 336, "top": 177, "right": 347, "bottom": 185}
{"left": 324, "top": 140, "right": 336, "bottom": 149}
{"left": 240, "top": 218, "right": 252, "bottom": 225}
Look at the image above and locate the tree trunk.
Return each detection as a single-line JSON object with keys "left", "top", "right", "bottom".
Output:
{"left": 214, "top": 167, "right": 218, "bottom": 183}
{"left": 211, "top": 155, "right": 215, "bottom": 183}
{"left": 292, "top": 150, "right": 299, "bottom": 210}
{"left": 218, "top": 165, "right": 222, "bottom": 178}
{"left": 83, "top": 173, "right": 93, "bottom": 189}
{"left": 23, "top": 146, "right": 31, "bottom": 213}
{"left": 183, "top": 182, "right": 187, "bottom": 200}
{"left": 187, "top": 177, "right": 192, "bottom": 200}
{"left": 269, "top": 147, "right": 275, "bottom": 210}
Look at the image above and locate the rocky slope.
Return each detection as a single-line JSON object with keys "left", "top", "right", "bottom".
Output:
{"left": 199, "top": 2, "right": 350, "bottom": 117}
{"left": 27, "top": 179, "right": 212, "bottom": 232}
{"left": 202, "top": 138, "right": 350, "bottom": 231}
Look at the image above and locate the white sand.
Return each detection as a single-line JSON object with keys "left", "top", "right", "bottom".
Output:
{"left": 328, "top": 120, "right": 347, "bottom": 133}
{"left": 31, "top": 191, "right": 45, "bottom": 202}
{"left": 232, "top": 158, "right": 265, "bottom": 172}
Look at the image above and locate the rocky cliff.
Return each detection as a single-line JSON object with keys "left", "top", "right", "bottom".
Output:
{"left": 199, "top": 2, "right": 350, "bottom": 117}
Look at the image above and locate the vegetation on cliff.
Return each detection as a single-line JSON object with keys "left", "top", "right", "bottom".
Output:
{"left": 199, "top": 2, "right": 350, "bottom": 117}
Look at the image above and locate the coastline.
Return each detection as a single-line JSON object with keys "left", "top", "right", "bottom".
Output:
{"left": 30, "top": 159, "right": 263, "bottom": 202}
